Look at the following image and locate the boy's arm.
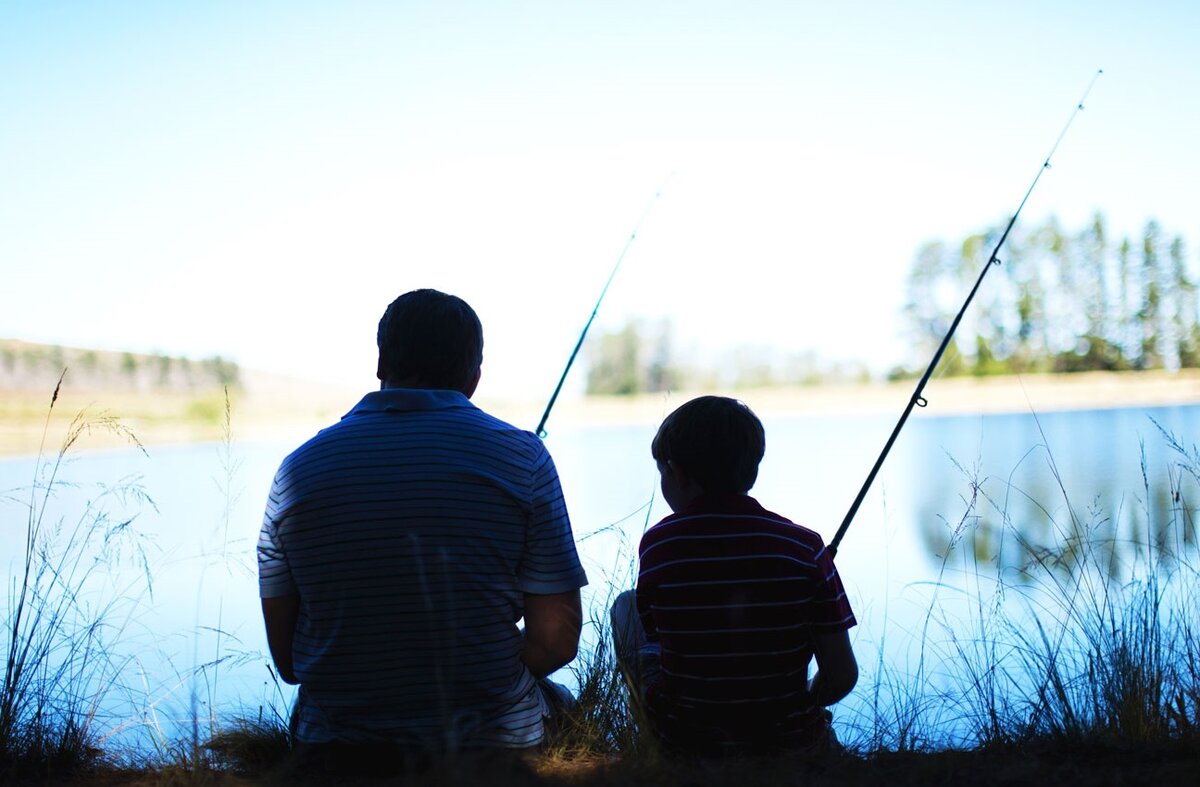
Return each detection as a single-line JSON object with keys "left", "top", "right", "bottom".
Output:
{"left": 807, "top": 628, "right": 858, "bottom": 706}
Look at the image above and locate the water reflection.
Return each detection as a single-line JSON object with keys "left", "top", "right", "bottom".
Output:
{"left": 915, "top": 416, "right": 1200, "bottom": 583}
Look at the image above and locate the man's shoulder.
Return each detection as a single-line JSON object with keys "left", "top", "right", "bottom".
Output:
{"left": 278, "top": 398, "right": 548, "bottom": 472}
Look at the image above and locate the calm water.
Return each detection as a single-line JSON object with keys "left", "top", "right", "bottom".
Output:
{"left": 2, "top": 401, "right": 1197, "bottom": 751}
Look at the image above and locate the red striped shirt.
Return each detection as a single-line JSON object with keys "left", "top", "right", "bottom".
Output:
{"left": 636, "top": 494, "right": 855, "bottom": 752}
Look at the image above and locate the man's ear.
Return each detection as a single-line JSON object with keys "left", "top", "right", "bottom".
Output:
{"left": 462, "top": 366, "right": 482, "bottom": 399}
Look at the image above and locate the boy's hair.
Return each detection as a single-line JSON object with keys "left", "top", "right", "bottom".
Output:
{"left": 651, "top": 396, "right": 765, "bottom": 494}
{"left": 377, "top": 289, "right": 483, "bottom": 390}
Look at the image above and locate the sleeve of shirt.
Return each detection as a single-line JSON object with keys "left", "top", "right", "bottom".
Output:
{"left": 258, "top": 470, "right": 297, "bottom": 599}
{"left": 517, "top": 445, "right": 588, "bottom": 595}
{"left": 806, "top": 545, "right": 857, "bottom": 630}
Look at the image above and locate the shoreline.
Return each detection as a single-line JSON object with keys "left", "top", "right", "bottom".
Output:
{"left": 2, "top": 369, "right": 1198, "bottom": 457}
{"left": 489, "top": 369, "right": 1200, "bottom": 429}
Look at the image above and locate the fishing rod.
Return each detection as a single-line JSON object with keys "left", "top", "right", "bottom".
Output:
{"left": 535, "top": 179, "right": 671, "bottom": 438}
{"left": 828, "top": 69, "right": 1103, "bottom": 557}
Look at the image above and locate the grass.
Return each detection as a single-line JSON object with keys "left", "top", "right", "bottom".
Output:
{"left": 822, "top": 418, "right": 1200, "bottom": 770}
{"left": 0, "top": 373, "right": 154, "bottom": 782}
{"left": 3, "top": 380, "right": 1200, "bottom": 784}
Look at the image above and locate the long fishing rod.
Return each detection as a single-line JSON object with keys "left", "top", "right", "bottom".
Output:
{"left": 828, "top": 69, "right": 1103, "bottom": 557}
{"left": 535, "top": 179, "right": 671, "bottom": 438}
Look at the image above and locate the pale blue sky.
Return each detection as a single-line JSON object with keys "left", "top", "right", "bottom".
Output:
{"left": 2, "top": 2, "right": 1197, "bottom": 398}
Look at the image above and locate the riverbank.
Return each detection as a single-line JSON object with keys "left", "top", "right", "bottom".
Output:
{"left": 2, "top": 369, "right": 1198, "bottom": 456}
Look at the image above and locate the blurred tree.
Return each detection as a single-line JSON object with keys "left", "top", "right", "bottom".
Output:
{"left": 1170, "top": 235, "right": 1199, "bottom": 367}
{"left": 901, "top": 213, "right": 1197, "bottom": 376}
{"left": 1137, "top": 221, "right": 1164, "bottom": 370}
{"left": 1116, "top": 237, "right": 1134, "bottom": 365}
{"left": 585, "top": 321, "right": 650, "bottom": 395}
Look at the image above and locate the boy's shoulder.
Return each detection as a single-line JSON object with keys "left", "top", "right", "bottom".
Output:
{"left": 640, "top": 495, "right": 827, "bottom": 553}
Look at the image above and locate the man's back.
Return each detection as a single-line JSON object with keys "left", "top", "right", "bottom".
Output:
{"left": 259, "top": 388, "right": 585, "bottom": 748}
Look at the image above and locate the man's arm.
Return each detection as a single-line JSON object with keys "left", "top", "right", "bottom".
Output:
{"left": 521, "top": 589, "right": 582, "bottom": 679}
{"left": 807, "top": 628, "right": 858, "bottom": 706}
{"left": 261, "top": 594, "right": 301, "bottom": 685}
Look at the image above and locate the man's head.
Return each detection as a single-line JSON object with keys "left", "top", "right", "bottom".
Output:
{"left": 651, "top": 395, "right": 765, "bottom": 509}
{"left": 376, "top": 289, "right": 483, "bottom": 394}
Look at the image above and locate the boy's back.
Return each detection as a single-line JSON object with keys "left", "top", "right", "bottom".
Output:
{"left": 612, "top": 395, "right": 858, "bottom": 756}
{"left": 637, "top": 493, "right": 855, "bottom": 752}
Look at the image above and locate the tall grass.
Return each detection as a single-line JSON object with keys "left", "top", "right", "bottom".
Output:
{"left": 840, "top": 417, "right": 1200, "bottom": 755}
{"left": 0, "top": 373, "right": 153, "bottom": 781}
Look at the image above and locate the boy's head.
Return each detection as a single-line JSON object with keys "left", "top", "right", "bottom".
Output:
{"left": 651, "top": 396, "right": 765, "bottom": 503}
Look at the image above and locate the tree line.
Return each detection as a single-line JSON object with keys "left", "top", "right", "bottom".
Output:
{"left": 585, "top": 320, "right": 869, "bottom": 396}
{"left": 584, "top": 212, "right": 1195, "bottom": 395}
{"left": 896, "top": 213, "right": 1197, "bottom": 378}
{"left": 0, "top": 339, "right": 240, "bottom": 392}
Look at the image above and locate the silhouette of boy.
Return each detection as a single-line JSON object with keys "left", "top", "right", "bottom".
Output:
{"left": 611, "top": 395, "right": 857, "bottom": 755}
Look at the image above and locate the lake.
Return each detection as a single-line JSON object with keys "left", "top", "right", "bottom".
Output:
{"left": 2, "top": 399, "right": 1197, "bottom": 753}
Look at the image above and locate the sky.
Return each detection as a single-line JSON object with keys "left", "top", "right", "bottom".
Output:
{"left": 2, "top": 1, "right": 1198, "bottom": 400}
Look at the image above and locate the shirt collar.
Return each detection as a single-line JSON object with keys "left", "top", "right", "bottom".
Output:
{"left": 344, "top": 388, "right": 475, "bottom": 418}
{"left": 675, "top": 492, "right": 766, "bottom": 517}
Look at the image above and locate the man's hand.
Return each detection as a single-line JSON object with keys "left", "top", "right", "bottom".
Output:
{"left": 521, "top": 589, "right": 582, "bottom": 679}
{"left": 262, "top": 594, "right": 301, "bottom": 685}
{"left": 806, "top": 628, "right": 858, "bottom": 707}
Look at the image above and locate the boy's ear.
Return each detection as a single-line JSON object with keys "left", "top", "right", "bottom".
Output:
{"left": 668, "top": 459, "right": 692, "bottom": 486}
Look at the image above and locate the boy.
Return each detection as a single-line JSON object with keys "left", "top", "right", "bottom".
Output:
{"left": 610, "top": 396, "right": 857, "bottom": 755}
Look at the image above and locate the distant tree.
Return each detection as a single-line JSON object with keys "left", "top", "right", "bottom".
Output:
{"left": 1169, "top": 235, "right": 1200, "bottom": 368}
{"left": 586, "top": 323, "right": 642, "bottom": 395}
{"left": 1081, "top": 213, "right": 1110, "bottom": 343}
{"left": 730, "top": 345, "right": 777, "bottom": 389}
{"left": 643, "top": 319, "right": 681, "bottom": 393}
{"left": 204, "top": 356, "right": 240, "bottom": 387}
{"left": 1137, "top": 221, "right": 1164, "bottom": 370}
{"left": 973, "top": 335, "right": 1006, "bottom": 376}
{"left": 903, "top": 241, "right": 959, "bottom": 357}
{"left": 1116, "top": 237, "right": 1134, "bottom": 365}
{"left": 901, "top": 213, "right": 1197, "bottom": 376}
{"left": 157, "top": 354, "right": 173, "bottom": 386}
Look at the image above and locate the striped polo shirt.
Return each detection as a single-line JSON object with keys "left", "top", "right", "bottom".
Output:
{"left": 636, "top": 494, "right": 855, "bottom": 751}
{"left": 257, "top": 388, "right": 587, "bottom": 749}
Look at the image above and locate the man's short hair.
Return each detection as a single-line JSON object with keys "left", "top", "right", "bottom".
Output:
{"left": 651, "top": 396, "right": 765, "bottom": 494}
{"left": 377, "top": 289, "right": 483, "bottom": 390}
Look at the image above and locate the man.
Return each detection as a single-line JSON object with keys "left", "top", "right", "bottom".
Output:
{"left": 258, "top": 289, "right": 587, "bottom": 769}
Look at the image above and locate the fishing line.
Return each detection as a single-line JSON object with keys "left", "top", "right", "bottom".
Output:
{"left": 828, "top": 69, "right": 1103, "bottom": 557}
{"left": 535, "top": 175, "right": 673, "bottom": 439}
